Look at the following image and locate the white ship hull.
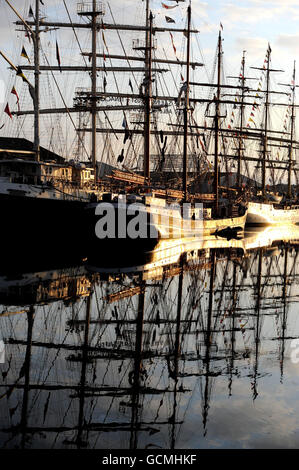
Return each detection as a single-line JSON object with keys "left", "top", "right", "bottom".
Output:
{"left": 246, "top": 201, "right": 299, "bottom": 226}
{"left": 90, "top": 194, "right": 246, "bottom": 241}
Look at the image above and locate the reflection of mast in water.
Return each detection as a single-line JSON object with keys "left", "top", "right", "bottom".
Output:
{"left": 228, "top": 261, "right": 238, "bottom": 397}
{"left": 202, "top": 249, "right": 216, "bottom": 436}
{"left": 275, "top": 245, "right": 299, "bottom": 383}
{"left": 129, "top": 279, "right": 145, "bottom": 450}
{"left": 2, "top": 238, "right": 299, "bottom": 449}
{"left": 20, "top": 306, "right": 35, "bottom": 449}
{"left": 76, "top": 290, "right": 92, "bottom": 448}
{"left": 279, "top": 248, "right": 289, "bottom": 383}
{"left": 251, "top": 249, "right": 263, "bottom": 401}
{"left": 168, "top": 258, "right": 184, "bottom": 450}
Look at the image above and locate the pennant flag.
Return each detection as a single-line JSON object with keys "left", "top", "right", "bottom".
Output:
{"left": 16, "top": 66, "right": 35, "bottom": 102}
{"left": 103, "top": 76, "right": 107, "bottom": 92}
{"left": 129, "top": 79, "right": 133, "bottom": 93}
{"left": 21, "top": 46, "right": 30, "bottom": 63}
{"left": 117, "top": 148, "right": 124, "bottom": 163}
{"left": 11, "top": 86, "right": 19, "bottom": 103}
{"left": 165, "top": 16, "right": 175, "bottom": 23}
{"left": 25, "top": 31, "right": 31, "bottom": 43}
{"left": 29, "top": 5, "right": 34, "bottom": 17}
{"left": 40, "top": 0, "right": 44, "bottom": 5}
{"left": 4, "top": 103, "right": 12, "bottom": 119}
{"left": 56, "top": 41, "right": 62, "bottom": 72}
{"left": 162, "top": 2, "right": 178, "bottom": 9}
{"left": 220, "top": 22, "right": 223, "bottom": 30}
{"left": 16, "top": 66, "right": 29, "bottom": 84}
{"left": 169, "top": 32, "right": 177, "bottom": 55}
{"left": 102, "top": 31, "right": 108, "bottom": 49}
{"left": 122, "top": 116, "right": 127, "bottom": 128}
{"left": 11, "top": 86, "right": 20, "bottom": 111}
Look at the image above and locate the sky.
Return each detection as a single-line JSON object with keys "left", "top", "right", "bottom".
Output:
{"left": 0, "top": 0, "right": 299, "bottom": 161}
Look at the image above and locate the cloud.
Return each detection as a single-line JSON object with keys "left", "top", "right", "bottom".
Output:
{"left": 276, "top": 34, "right": 299, "bottom": 54}
{"left": 221, "top": 3, "right": 281, "bottom": 25}
{"left": 250, "top": 0, "right": 299, "bottom": 5}
{"left": 234, "top": 36, "right": 268, "bottom": 53}
{"left": 218, "top": 0, "right": 299, "bottom": 31}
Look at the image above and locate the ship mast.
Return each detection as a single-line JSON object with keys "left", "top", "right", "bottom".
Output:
{"left": 33, "top": 0, "right": 40, "bottom": 162}
{"left": 182, "top": 4, "right": 191, "bottom": 201}
{"left": 288, "top": 61, "right": 296, "bottom": 199}
{"left": 143, "top": 0, "right": 152, "bottom": 181}
{"left": 237, "top": 52, "right": 246, "bottom": 188}
{"left": 261, "top": 46, "right": 271, "bottom": 196}
{"left": 13, "top": 1, "right": 200, "bottom": 183}
{"left": 213, "top": 32, "right": 222, "bottom": 214}
{"left": 91, "top": 0, "right": 98, "bottom": 183}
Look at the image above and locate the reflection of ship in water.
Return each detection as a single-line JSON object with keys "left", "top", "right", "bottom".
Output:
{"left": 0, "top": 228, "right": 299, "bottom": 448}
{"left": 0, "top": 266, "right": 93, "bottom": 306}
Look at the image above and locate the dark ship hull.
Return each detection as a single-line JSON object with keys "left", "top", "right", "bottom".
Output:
{"left": 0, "top": 193, "right": 89, "bottom": 273}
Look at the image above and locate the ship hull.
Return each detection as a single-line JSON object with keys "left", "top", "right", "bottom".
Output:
{"left": 246, "top": 202, "right": 299, "bottom": 226}
{"left": 0, "top": 192, "right": 89, "bottom": 272}
{"left": 85, "top": 198, "right": 246, "bottom": 265}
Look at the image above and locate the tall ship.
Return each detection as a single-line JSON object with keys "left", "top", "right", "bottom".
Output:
{"left": 0, "top": 0, "right": 250, "bottom": 253}
{"left": 246, "top": 53, "right": 299, "bottom": 225}
{"left": 216, "top": 47, "right": 299, "bottom": 225}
